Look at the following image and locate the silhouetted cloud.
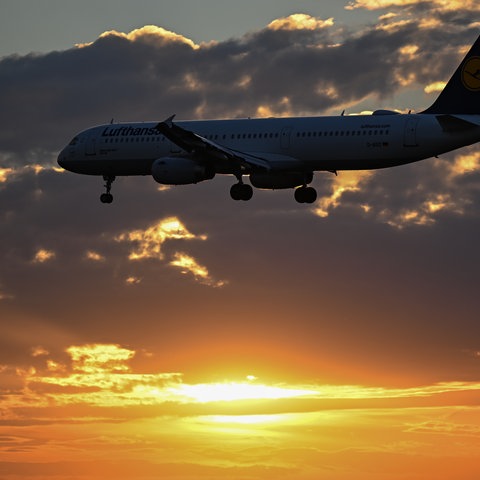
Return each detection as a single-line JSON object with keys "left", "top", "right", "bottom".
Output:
{"left": 0, "top": 10, "right": 479, "bottom": 391}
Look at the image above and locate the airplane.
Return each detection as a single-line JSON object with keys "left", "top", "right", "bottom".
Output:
{"left": 58, "top": 34, "right": 480, "bottom": 204}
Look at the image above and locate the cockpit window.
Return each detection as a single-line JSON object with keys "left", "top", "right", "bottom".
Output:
{"left": 69, "top": 136, "right": 79, "bottom": 146}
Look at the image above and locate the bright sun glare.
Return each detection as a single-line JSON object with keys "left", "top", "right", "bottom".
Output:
{"left": 172, "top": 377, "right": 317, "bottom": 403}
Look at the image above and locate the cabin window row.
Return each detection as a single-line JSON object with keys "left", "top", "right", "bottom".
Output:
{"left": 205, "top": 133, "right": 280, "bottom": 140}
{"left": 104, "top": 137, "right": 167, "bottom": 143}
{"left": 296, "top": 130, "right": 389, "bottom": 138}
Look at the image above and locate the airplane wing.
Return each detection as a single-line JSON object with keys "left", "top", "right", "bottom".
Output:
{"left": 155, "top": 115, "right": 273, "bottom": 171}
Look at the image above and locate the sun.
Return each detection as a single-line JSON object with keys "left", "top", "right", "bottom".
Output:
{"left": 172, "top": 376, "right": 317, "bottom": 403}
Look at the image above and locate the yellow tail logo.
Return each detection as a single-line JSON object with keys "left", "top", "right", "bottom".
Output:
{"left": 462, "top": 56, "right": 480, "bottom": 91}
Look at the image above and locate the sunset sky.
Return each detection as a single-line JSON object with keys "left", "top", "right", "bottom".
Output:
{"left": 1, "top": 1, "right": 480, "bottom": 479}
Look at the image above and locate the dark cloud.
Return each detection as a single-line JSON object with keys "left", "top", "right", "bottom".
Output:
{"left": 0, "top": 14, "right": 478, "bottom": 156}
{"left": 0, "top": 12, "right": 479, "bottom": 388}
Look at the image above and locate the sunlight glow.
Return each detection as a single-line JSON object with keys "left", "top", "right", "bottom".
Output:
{"left": 173, "top": 381, "right": 317, "bottom": 403}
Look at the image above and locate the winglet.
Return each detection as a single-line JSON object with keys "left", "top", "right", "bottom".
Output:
{"left": 164, "top": 114, "right": 176, "bottom": 128}
{"left": 155, "top": 114, "right": 176, "bottom": 131}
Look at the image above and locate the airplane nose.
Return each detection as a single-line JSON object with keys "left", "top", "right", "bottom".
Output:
{"left": 57, "top": 149, "right": 68, "bottom": 169}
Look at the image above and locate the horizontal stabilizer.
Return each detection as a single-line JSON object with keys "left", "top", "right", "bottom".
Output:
{"left": 435, "top": 114, "right": 480, "bottom": 132}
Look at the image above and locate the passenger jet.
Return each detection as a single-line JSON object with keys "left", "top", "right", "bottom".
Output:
{"left": 58, "top": 34, "right": 480, "bottom": 204}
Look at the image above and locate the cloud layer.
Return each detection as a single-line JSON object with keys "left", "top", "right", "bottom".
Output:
{"left": 0, "top": 4, "right": 479, "bottom": 377}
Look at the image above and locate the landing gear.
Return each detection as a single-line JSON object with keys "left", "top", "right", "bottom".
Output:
{"left": 230, "top": 182, "right": 253, "bottom": 201}
{"left": 100, "top": 175, "right": 115, "bottom": 204}
{"left": 294, "top": 186, "right": 317, "bottom": 204}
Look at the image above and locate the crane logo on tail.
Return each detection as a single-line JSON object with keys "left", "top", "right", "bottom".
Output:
{"left": 462, "top": 56, "right": 480, "bottom": 91}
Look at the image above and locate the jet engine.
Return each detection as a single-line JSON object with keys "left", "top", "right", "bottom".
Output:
{"left": 151, "top": 157, "right": 215, "bottom": 185}
{"left": 249, "top": 171, "right": 313, "bottom": 190}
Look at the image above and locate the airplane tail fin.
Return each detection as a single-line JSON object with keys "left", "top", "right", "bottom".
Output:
{"left": 422, "top": 34, "right": 480, "bottom": 114}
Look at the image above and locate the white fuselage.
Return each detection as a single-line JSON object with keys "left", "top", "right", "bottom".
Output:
{"left": 58, "top": 113, "right": 480, "bottom": 177}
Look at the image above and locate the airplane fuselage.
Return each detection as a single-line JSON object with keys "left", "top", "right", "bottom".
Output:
{"left": 59, "top": 113, "right": 480, "bottom": 178}
{"left": 57, "top": 33, "right": 480, "bottom": 204}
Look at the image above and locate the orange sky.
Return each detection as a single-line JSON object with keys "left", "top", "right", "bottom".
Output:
{"left": 1, "top": 343, "right": 480, "bottom": 479}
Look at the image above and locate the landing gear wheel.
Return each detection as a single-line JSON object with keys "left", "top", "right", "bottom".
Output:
{"left": 100, "top": 175, "right": 115, "bottom": 204}
{"left": 230, "top": 183, "right": 253, "bottom": 201}
{"left": 294, "top": 186, "right": 317, "bottom": 204}
{"left": 100, "top": 193, "right": 113, "bottom": 204}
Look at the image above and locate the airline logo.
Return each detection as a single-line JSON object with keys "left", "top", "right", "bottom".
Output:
{"left": 462, "top": 56, "right": 480, "bottom": 91}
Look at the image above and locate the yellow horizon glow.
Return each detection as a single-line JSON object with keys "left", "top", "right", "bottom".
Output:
{"left": 2, "top": 343, "right": 480, "bottom": 479}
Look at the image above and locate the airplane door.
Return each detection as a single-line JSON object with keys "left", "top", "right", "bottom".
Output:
{"left": 404, "top": 117, "right": 419, "bottom": 147}
{"left": 85, "top": 135, "right": 96, "bottom": 156}
{"left": 281, "top": 127, "right": 292, "bottom": 149}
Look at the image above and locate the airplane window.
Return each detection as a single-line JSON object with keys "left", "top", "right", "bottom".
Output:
{"left": 346, "top": 131, "right": 350, "bottom": 136}
{"left": 340, "top": 131, "right": 344, "bottom": 136}
{"left": 335, "top": 131, "right": 339, "bottom": 136}
{"left": 275, "top": 133, "right": 279, "bottom": 138}
{"left": 248, "top": 134, "right": 251, "bottom": 139}
{"left": 69, "top": 137, "right": 79, "bottom": 146}
{"left": 330, "top": 132, "right": 333, "bottom": 136}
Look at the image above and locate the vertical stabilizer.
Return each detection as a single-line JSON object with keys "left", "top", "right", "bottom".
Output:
{"left": 423, "top": 35, "right": 480, "bottom": 114}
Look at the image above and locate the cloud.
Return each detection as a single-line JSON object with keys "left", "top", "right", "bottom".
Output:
{"left": 115, "top": 217, "right": 204, "bottom": 261}
{"left": 32, "top": 248, "right": 56, "bottom": 264}
{"left": 84, "top": 250, "right": 105, "bottom": 262}
{"left": 267, "top": 14, "right": 334, "bottom": 31}
{"left": 346, "top": 0, "right": 480, "bottom": 11}
{"left": 78, "top": 25, "right": 199, "bottom": 50}
{"left": 114, "top": 216, "right": 227, "bottom": 287}
{"left": 170, "top": 252, "right": 226, "bottom": 288}
{"left": 1, "top": 11, "right": 478, "bottom": 159}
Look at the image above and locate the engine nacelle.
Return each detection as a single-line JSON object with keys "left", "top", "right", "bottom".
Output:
{"left": 249, "top": 171, "right": 313, "bottom": 190}
{"left": 151, "top": 157, "right": 214, "bottom": 185}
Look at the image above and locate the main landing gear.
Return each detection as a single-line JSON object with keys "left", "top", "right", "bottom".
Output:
{"left": 100, "top": 175, "right": 115, "bottom": 204}
{"left": 294, "top": 185, "right": 317, "bottom": 204}
{"left": 230, "top": 180, "right": 253, "bottom": 201}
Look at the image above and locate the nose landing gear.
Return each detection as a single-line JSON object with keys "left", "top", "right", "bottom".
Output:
{"left": 100, "top": 175, "right": 115, "bottom": 204}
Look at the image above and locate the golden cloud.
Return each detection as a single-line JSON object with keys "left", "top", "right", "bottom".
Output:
{"left": 450, "top": 152, "right": 480, "bottom": 177}
{"left": 32, "top": 248, "right": 56, "bottom": 264}
{"left": 268, "top": 14, "right": 334, "bottom": 31}
{"left": 347, "top": 0, "right": 480, "bottom": 10}
{"left": 84, "top": 250, "right": 105, "bottom": 262}
{"left": 314, "top": 171, "right": 374, "bottom": 218}
{"left": 170, "top": 252, "right": 226, "bottom": 288}
{"left": 78, "top": 25, "right": 199, "bottom": 50}
{"left": 0, "top": 167, "right": 14, "bottom": 183}
{"left": 424, "top": 81, "right": 447, "bottom": 94}
{"left": 5, "top": 343, "right": 480, "bottom": 413}
{"left": 115, "top": 217, "right": 206, "bottom": 261}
